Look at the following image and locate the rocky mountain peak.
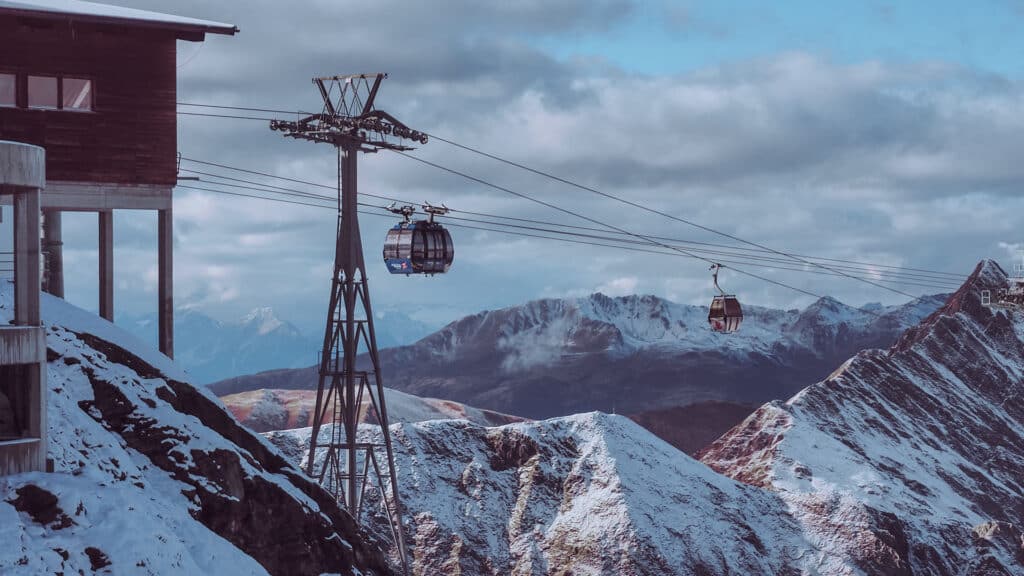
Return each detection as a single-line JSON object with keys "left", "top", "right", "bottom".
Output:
{"left": 892, "top": 259, "right": 1007, "bottom": 354}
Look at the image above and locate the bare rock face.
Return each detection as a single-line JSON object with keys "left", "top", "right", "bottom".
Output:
{"left": 0, "top": 291, "right": 393, "bottom": 576}
{"left": 701, "top": 261, "right": 1024, "bottom": 575}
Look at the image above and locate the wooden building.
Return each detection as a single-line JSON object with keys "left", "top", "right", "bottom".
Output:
{"left": 0, "top": 0, "right": 237, "bottom": 357}
{"left": 0, "top": 1, "right": 235, "bottom": 476}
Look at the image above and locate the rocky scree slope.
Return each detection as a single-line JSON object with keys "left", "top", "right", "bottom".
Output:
{"left": 701, "top": 260, "right": 1024, "bottom": 575}
{"left": 0, "top": 290, "right": 393, "bottom": 576}
{"left": 211, "top": 293, "right": 944, "bottom": 420}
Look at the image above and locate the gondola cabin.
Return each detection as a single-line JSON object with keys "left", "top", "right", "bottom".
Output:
{"left": 382, "top": 204, "right": 454, "bottom": 275}
{"left": 707, "top": 263, "right": 743, "bottom": 332}
{"left": 708, "top": 295, "right": 743, "bottom": 332}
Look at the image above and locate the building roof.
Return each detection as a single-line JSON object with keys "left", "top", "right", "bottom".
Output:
{"left": 0, "top": 0, "right": 237, "bottom": 39}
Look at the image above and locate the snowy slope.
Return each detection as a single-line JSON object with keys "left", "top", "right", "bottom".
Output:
{"left": 269, "top": 413, "right": 827, "bottom": 576}
{"left": 221, "top": 386, "right": 524, "bottom": 432}
{"left": 0, "top": 287, "right": 393, "bottom": 576}
{"left": 701, "top": 261, "right": 1024, "bottom": 575}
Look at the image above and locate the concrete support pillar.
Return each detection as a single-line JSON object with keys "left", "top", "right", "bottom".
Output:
{"left": 98, "top": 210, "right": 113, "bottom": 322}
{"left": 13, "top": 189, "right": 41, "bottom": 326}
{"left": 42, "top": 209, "right": 64, "bottom": 298}
{"left": 0, "top": 140, "right": 47, "bottom": 475}
{"left": 158, "top": 207, "right": 173, "bottom": 358}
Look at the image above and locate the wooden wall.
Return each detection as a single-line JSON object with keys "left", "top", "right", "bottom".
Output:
{"left": 0, "top": 17, "right": 177, "bottom": 186}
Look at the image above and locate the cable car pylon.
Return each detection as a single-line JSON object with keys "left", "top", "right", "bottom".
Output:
{"left": 270, "top": 73, "right": 427, "bottom": 574}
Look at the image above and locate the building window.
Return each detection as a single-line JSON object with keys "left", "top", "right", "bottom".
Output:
{"left": 0, "top": 74, "right": 14, "bottom": 107}
{"left": 28, "top": 75, "right": 58, "bottom": 109}
{"left": 62, "top": 77, "right": 92, "bottom": 111}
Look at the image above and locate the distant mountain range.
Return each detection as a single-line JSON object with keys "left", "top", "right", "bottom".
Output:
{"left": 210, "top": 292, "right": 947, "bottom": 421}
{"left": 117, "top": 307, "right": 435, "bottom": 384}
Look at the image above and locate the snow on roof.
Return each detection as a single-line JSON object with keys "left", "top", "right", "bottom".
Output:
{"left": 0, "top": 0, "right": 237, "bottom": 37}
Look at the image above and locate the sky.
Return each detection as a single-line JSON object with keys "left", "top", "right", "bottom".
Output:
{"left": 13, "top": 0, "right": 1024, "bottom": 337}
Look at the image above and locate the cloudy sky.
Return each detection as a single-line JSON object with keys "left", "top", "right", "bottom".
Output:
{"left": 32, "top": 0, "right": 1024, "bottom": 336}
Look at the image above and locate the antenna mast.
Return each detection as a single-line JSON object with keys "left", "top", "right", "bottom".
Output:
{"left": 271, "top": 73, "right": 425, "bottom": 573}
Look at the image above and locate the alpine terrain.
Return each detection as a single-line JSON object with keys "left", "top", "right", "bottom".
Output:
{"left": 264, "top": 261, "right": 1022, "bottom": 575}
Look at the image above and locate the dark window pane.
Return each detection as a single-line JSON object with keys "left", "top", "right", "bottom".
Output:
{"left": 0, "top": 365, "right": 31, "bottom": 440}
{"left": 0, "top": 74, "right": 14, "bottom": 107}
{"left": 62, "top": 78, "right": 92, "bottom": 111}
{"left": 28, "top": 76, "right": 58, "bottom": 109}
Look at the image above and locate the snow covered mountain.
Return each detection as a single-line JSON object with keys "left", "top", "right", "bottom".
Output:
{"left": 211, "top": 293, "right": 945, "bottom": 420}
{"left": 221, "top": 387, "right": 524, "bottom": 432}
{"left": 700, "top": 260, "right": 1024, "bottom": 574}
{"left": 0, "top": 289, "right": 393, "bottom": 576}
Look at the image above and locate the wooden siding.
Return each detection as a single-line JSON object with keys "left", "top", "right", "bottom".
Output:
{"left": 0, "top": 18, "right": 177, "bottom": 185}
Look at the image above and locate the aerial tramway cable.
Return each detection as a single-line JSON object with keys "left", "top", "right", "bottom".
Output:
{"left": 172, "top": 147, "right": 962, "bottom": 282}
{"left": 176, "top": 182, "right": 958, "bottom": 291}
{"left": 174, "top": 103, "right": 966, "bottom": 302}
{"left": 175, "top": 155, "right": 963, "bottom": 290}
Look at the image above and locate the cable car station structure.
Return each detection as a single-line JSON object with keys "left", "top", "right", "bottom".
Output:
{"left": 271, "top": 73, "right": 426, "bottom": 572}
{"left": 982, "top": 251, "right": 1024, "bottom": 311}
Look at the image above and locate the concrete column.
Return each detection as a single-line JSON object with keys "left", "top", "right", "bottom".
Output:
{"left": 158, "top": 207, "right": 173, "bottom": 358}
{"left": 98, "top": 210, "right": 113, "bottom": 322}
{"left": 42, "top": 209, "right": 64, "bottom": 298}
{"left": 13, "top": 189, "right": 41, "bottom": 327}
{"left": 0, "top": 140, "right": 47, "bottom": 475}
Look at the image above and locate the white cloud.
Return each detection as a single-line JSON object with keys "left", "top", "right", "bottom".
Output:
{"left": 596, "top": 276, "right": 639, "bottom": 297}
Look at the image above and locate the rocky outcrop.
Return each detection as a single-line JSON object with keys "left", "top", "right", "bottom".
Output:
{"left": 701, "top": 261, "right": 1024, "bottom": 575}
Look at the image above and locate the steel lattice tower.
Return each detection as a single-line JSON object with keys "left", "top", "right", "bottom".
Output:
{"left": 271, "top": 74, "right": 427, "bottom": 573}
